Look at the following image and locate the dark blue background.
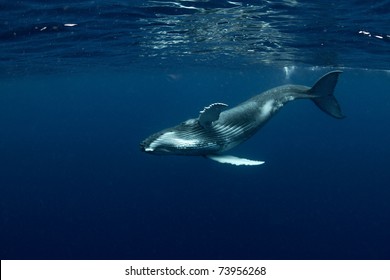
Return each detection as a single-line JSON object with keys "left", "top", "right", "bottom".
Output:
{"left": 1, "top": 67, "right": 389, "bottom": 259}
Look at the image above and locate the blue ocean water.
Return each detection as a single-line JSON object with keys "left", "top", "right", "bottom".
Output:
{"left": 1, "top": 1, "right": 390, "bottom": 260}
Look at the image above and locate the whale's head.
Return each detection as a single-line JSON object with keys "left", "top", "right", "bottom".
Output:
{"left": 140, "top": 119, "right": 220, "bottom": 156}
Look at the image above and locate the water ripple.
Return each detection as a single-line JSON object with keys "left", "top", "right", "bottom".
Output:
{"left": 0, "top": 0, "right": 389, "bottom": 76}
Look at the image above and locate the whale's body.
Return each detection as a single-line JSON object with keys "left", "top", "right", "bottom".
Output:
{"left": 140, "top": 71, "right": 344, "bottom": 166}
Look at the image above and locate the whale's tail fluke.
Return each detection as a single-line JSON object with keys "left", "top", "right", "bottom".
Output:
{"left": 309, "top": 70, "right": 345, "bottom": 119}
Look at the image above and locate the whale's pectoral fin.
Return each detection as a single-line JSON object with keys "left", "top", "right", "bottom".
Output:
{"left": 198, "top": 103, "right": 228, "bottom": 127}
{"left": 207, "top": 155, "right": 265, "bottom": 166}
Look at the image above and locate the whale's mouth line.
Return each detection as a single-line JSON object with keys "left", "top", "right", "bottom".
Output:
{"left": 139, "top": 142, "right": 151, "bottom": 153}
{"left": 140, "top": 141, "right": 173, "bottom": 154}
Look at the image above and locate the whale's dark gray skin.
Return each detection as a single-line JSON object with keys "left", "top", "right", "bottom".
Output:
{"left": 140, "top": 71, "right": 344, "bottom": 166}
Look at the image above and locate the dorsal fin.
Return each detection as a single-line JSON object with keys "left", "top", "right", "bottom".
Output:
{"left": 198, "top": 103, "right": 228, "bottom": 127}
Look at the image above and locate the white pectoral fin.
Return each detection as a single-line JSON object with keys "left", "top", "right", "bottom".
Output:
{"left": 207, "top": 155, "right": 265, "bottom": 166}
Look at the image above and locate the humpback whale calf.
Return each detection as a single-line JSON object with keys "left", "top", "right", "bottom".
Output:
{"left": 140, "top": 71, "right": 344, "bottom": 166}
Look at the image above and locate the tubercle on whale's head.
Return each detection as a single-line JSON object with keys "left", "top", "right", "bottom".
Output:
{"left": 140, "top": 119, "right": 218, "bottom": 156}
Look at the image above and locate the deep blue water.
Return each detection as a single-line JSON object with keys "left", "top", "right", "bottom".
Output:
{"left": 1, "top": 1, "right": 390, "bottom": 260}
